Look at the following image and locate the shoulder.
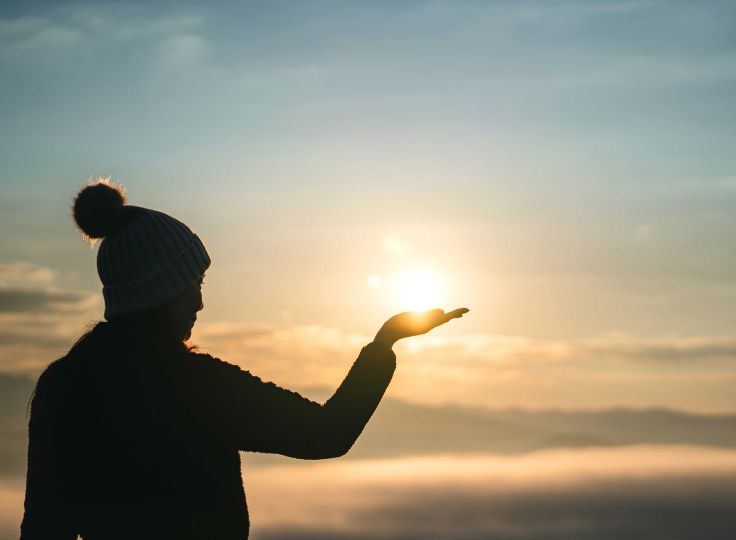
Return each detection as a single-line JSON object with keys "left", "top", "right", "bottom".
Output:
{"left": 186, "top": 351, "right": 244, "bottom": 373}
{"left": 30, "top": 355, "right": 81, "bottom": 424}
{"left": 35, "top": 322, "right": 106, "bottom": 393}
{"left": 183, "top": 351, "right": 295, "bottom": 398}
{"left": 184, "top": 351, "right": 265, "bottom": 385}
{"left": 35, "top": 355, "right": 76, "bottom": 394}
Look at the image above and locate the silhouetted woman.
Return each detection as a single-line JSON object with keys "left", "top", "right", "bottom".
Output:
{"left": 20, "top": 180, "right": 468, "bottom": 539}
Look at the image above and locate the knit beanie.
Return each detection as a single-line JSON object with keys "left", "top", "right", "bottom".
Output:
{"left": 72, "top": 179, "right": 211, "bottom": 320}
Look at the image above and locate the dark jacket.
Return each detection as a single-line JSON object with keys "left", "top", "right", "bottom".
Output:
{"left": 20, "top": 331, "right": 396, "bottom": 539}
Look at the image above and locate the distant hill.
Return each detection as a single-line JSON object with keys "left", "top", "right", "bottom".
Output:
{"left": 3, "top": 375, "right": 736, "bottom": 477}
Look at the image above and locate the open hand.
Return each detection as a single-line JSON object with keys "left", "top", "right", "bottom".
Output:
{"left": 374, "top": 308, "right": 469, "bottom": 347}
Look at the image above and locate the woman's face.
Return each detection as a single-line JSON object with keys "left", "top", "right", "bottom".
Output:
{"left": 165, "top": 274, "right": 205, "bottom": 341}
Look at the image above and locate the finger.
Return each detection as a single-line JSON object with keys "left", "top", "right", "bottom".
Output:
{"left": 442, "top": 308, "right": 469, "bottom": 322}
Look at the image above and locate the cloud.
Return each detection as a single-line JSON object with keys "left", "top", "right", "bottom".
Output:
{"left": 195, "top": 322, "right": 736, "bottom": 373}
{"left": 0, "top": 287, "right": 96, "bottom": 313}
{"left": 3, "top": 305, "right": 735, "bottom": 409}
{"left": 245, "top": 446, "right": 736, "bottom": 540}
{"left": 578, "top": 338, "right": 736, "bottom": 362}
{"left": 0, "top": 5, "right": 207, "bottom": 65}
{"left": 0, "top": 261, "right": 100, "bottom": 373}
{"left": 2, "top": 446, "right": 736, "bottom": 540}
{"left": 1, "top": 260, "right": 734, "bottom": 411}
{"left": 188, "top": 322, "right": 736, "bottom": 412}
{"left": 0, "top": 16, "right": 82, "bottom": 58}
{"left": 191, "top": 322, "right": 371, "bottom": 392}
{"left": 338, "top": 475, "right": 736, "bottom": 540}
{"left": 398, "top": 333, "right": 736, "bottom": 366}
{"left": 0, "top": 309, "right": 99, "bottom": 372}
{"left": 0, "top": 263, "right": 98, "bottom": 316}
{"left": 0, "top": 262, "right": 55, "bottom": 287}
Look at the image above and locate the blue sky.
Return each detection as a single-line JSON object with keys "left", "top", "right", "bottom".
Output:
{"left": 1, "top": 0, "right": 735, "bottom": 410}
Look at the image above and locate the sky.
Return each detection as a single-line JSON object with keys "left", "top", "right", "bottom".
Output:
{"left": 2, "top": 1, "right": 736, "bottom": 539}
{"left": 1, "top": 0, "right": 736, "bottom": 412}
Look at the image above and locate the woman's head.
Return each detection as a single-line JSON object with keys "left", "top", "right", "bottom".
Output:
{"left": 165, "top": 273, "right": 205, "bottom": 342}
{"left": 72, "top": 178, "right": 211, "bottom": 337}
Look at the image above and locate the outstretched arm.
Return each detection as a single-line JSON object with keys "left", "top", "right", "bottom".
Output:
{"left": 193, "top": 308, "right": 469, "bottom": 459}
{"left": 193, "top": 340, "right": 396, "bottom": 459}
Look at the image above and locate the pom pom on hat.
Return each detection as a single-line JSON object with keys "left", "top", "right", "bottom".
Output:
{"left": 73, "top": 178, "right": 128, "bottom": 240}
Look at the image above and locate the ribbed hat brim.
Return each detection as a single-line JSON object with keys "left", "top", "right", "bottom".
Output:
{"left": 102, "top": 233, "right": 210, "bottom": 320}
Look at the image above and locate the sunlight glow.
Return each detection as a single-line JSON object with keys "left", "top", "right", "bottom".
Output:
{"left": 390, "top": 267, "right": 444, "bottom": 311}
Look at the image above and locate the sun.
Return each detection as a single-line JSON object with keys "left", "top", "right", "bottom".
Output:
{"left": 390, "top": 267, "right": 444, "bottom": 311}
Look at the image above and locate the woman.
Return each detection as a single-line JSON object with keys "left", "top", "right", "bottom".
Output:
{"left": 20, "top": 179, "right": 468, "bottom": 539}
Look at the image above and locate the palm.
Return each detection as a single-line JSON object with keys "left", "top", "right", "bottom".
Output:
{"left": 375, "top": 308, "right": 469, "bottom": 345}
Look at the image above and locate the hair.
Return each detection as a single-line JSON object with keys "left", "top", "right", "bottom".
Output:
{"left": 28, "top": 303, "right": 198, "bottom": 416}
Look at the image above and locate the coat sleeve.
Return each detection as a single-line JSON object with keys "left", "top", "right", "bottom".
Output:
{"left": 190, "top": 341, "right": 396, "bottom": 459}
{"left": 20, "top": 364, "right": 78, "bottom": 540}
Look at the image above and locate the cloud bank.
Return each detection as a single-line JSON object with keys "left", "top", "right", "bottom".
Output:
{"left": 1, "top": 259, "right": 735, "bottom": 411}
{"left": 0, "top": 262, "right": 100, "bottom": 371}
{"left": 191, "top": 321, "right": 736, "bottom": 412}
{"left": 247, "top": 446, "right": 736, "bottom": 540}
